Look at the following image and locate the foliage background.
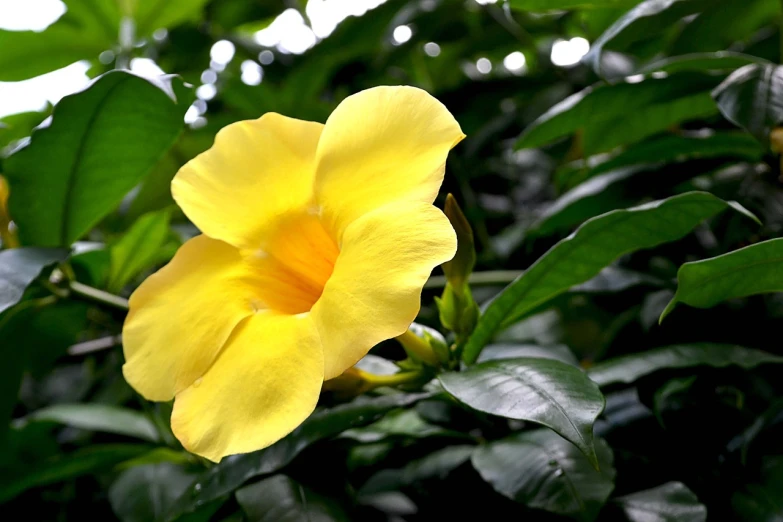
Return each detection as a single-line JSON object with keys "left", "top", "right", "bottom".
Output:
{"left": 2, "top": 0, "right": 783, "bottom": 520}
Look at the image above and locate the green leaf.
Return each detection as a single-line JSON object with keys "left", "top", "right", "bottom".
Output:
{"left": 236, "top": 475, "right": 349, "bottom": 522}
{"left": 472, "top": 429, "right": 615, "bottom": 522}
{"left": 639, "top": 52, "right": 771, "bottom": 75}
{"left": 516, "top": 74, "right": 720, "bottom": 155}
{"left": 439, "top": 358, "right": 605, "bottom": 466}
{"left": 26, "top": 404, "right": 160, "bottom": 442}
{"left": 0, "top": 247, "right": 68, "bottom": 314}
{"left": 109, "top": 463, "right": 199, "bottom": 522}
{"left": 462, "top": 192, "right": 757, "bottom": 364}
{"left": 508, "top": 0, "right": 639, "bottom": 10}
{"left": 108, "top": 208, "right": 172, "bottom": 293}
{"left": 360, "top": 445, "right": 475, "bottom": 495}
{"left": 166, "top": 393, "right": 428, "bottom": 521}
{"left": 132, "top": 0, "right": 211, "bottom": 39}
{"left": 341, "top": 408, "right": 464, "bottom": 443}
{"left": 732, "top": 456, "right": 783, "bottom": 520}
{"left": 587, "top": 344, "right": 783, "bottom": 386}
{"left": 584, "top": 0, "right": 713, "bottom": 75}
{"left": 614, "top": 482, "right": 707, "bottom": 522}
{"left": 713, "top": 64, "right": 783, "bottom": 144}
{"left": 0, "top": 444, "right": 151, "bottom": 503}
{"left": 0, "top": 109, "right": 51, "bottom": 150}
{"left": 5, "top": 71, "right": 191, "bottom": 247}
{"left": 662, "top": 238, "right": 783, "bottom": 319}
{"left": 477, "top": 343, "right": 579, "bottom": 366}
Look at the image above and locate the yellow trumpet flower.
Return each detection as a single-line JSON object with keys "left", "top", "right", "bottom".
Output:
{"left": 121, "top": 86, "right": 464, "bottom": 462}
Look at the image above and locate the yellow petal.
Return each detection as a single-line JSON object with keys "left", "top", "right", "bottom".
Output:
{"left": 123, "top": 235, "right": 257, "bottom": 401}
{"left": 312, "top": 202, "right": 457, "bottom": 379}
{"left": 314, "top": 86, "right": 465, "bottom": 239}
{"left": 172, "top": 114, "right": 323, "bottom": 251}
{"left": 171, "top": 312, "right": 323, "bottom": 462}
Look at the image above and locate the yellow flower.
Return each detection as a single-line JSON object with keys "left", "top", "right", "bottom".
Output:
{"left": 122, "top": 86, "right": 464, "bottom": 462}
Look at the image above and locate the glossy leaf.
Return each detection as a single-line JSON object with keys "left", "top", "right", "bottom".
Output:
{"left": 472, "top": 429, "right": 615, "bottom": 521}
{"left": 463, "top": 192, "right": 757, "bottom": 364}
{"left": 26, "top": 404, "right": 160, "bottom": 442}
{"left": 615, "top": 482, "right": 707, "bottom": 522}
{"left": 477, "top": 343, "right": 579, "bottom": 366}
{"left": 713, "top": 64, "right": 783, "bottom": 143}
{"left": 236, "top": 475, "right": 349, "bottom": 522}
{"left": 5, "top": 71, "right": 190, "bottom": 247}
{"left": 108, "top": 208, "right": 173, "bottom": 293}
{"left": 109, "top": 463, "right": 199, "bottom": 522}
{"left": 360, "top": 445, "right": 475, "bottom": 495}
{"left": 166, "top": 393, "right": 428, "bottom": 521}
{"left": 0, "top": 248, "right": 68, "bottom": 314}
{"left": 439, "top": 358, "right": 605, "bottom": 466}
{"left": 588, "top": 344, "right": 783, "bottom": 386}
{"left": 663, "top": 238, "right": 783, "bottom": 319}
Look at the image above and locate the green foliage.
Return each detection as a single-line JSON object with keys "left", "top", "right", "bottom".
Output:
{"left": 3, "top": 0, "right": 783, "bottom": 520}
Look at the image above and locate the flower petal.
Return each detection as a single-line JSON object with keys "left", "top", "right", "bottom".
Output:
{"left": 312, "top": 201, "right": 457, "bottom": 379}
{"left": 170, "top": 312, "right": 323, "bottom": 462}
{"left": 314, "top": 86, "right": 464, "bottom": 238}
{"left": 172, "top": 114, "right": 323, "bottom": 251}
{"left": 123, "top": 235, "right": 257, "bottom": 401}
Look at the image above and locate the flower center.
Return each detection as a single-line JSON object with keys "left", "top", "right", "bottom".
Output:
{"left": 249, "top": 210, "right": 339, "bottom": 315}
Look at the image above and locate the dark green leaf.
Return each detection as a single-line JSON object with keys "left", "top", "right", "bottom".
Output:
{"left": 588, "top": 344, "right": 783, "bottom": 386}
{"left": 509, "top": 0, "right": 639, "bottom": 10}
{"left": 166, "top": 393, "right": 428, "bottom": 521}
{"left": 341, "top": 408, "right": 463, "bottom": 443}
{"left": 236, "top": 475, "right": 349, "bottom": 522}
{"left": 108, "top": 208, "right": 173, "bottom": 293}
{"left": 463, "top": 192, "right": 757, "bottom": 364}
{"left": 133, "top": 0, "right": 211, "bottom": 39}
{"left": 360, "top": 445, "right": 475, "bottom": 495}
{"left": 26, "top": 404, "right": 160, "bottom": 442}
{"left": 615, "top": 482, "right": 707, "bottom": 522}
{"left": 5, "top": 71, "right": 191, "bottom": 247}
{"left": 439, "top": 358, "right": 604, "bottom": 466}
{"left": 477, "top": 343, "right": 579, "bottom": 366}
{"left": 472, "top": 429, "right": 615, "bottom": 521}
{"left": 713, "top": 64, "right": 783, "bottom": 143}
{"left": 639, "top": 52, "right": 770, "bottom": 75}
{"left": 584, "top": 0, "right": 713, "bottom": 75}
{"left": 109, "top": 463, "right": 199, "bottom": 522}
{"left": 732, "top": 456, "right": 783, "bottom": 520}
{"left": 0, "top": 444, "right": 151, "bottom": 503}
{"left": 516, "top": 74, "right": 720, "bottom": 154}
{"left": 0, "top": 247, "right": 67, "bottom": 314}
{"left": 663, "top": 238, "right": 783, "bottom": 319}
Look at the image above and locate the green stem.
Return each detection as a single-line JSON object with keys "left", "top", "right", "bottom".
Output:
{"left": 397, "top": 329, "right": 440, "bottom": 366}
{"left": 358, "top": 370, "right": 425, "bottom": 389}
{"left": 424, "top": 270, "right": 523, "bottom": 290}
{"left": 69, "top": 281, "right": 129, "bottom": 311}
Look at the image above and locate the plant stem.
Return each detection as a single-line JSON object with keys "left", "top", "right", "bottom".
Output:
{"left": 424, "top": 270, "right": 523, "bottom": 290}
{"left": 69, "top": 281, "right": 129, "bottom": 311}
{"left": 358, "top": 370, "right": 425, "bottom": 389}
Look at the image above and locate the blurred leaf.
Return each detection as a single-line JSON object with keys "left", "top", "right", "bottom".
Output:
{"left": 463, "top": 192, "right": 758, "bottom": 363}
{"left": 360, "top": 445, "right": 475, "bottom": 495}
{"left": 663, "top": 238, "right": 783, "bottom": 319}
{"left": 342, "top": 408, "right": 463, "bottom": 442}
{"left": 640, "top": 52, "right": 770, "bottom": 75}
{"left": 132, "top": 0, "right": 211, "bottom": 39}
{"left": 510, "top": 0, "right": 639, "bottom": 9}
{"left": 5, "top": 71, "right": 191, "bottom": 247}
{"left": 516, "top": 74, "right": 720, "bottom": 155}
{"left": 26, "top": 404, "right": 160, "bottom": 442}
{"left": 0, "top": 247, "right": 67, "bottom": 314}
{"left": 0, "top": 444, "right": 151, "bottom": 503}
{"left": 713, "top": 63, "right": 783, "bottom": 144}
{"left": 440, "top": 358, "right": 605, "bottom": 466}
{"left": 588, "top": 344, "right": 783, "bottom": 386}
{"left": 472, "top": 429, "right": 615, "bottom": 521}
{"left": 615, "top": 482, "right": 707, "bottom": 522}
{"left": 584, "top": 0, "right": 713, "bottom": 75}
{"left": 167, "top": 393, "right": 428, "bottom": 521}
{"left": 108, "top": 209, "right": 172, "bottom": 293}
{"left": 0, "top": 109, "right": 50, "bottom": 151}
{"left": 109, "top": 463, "right": 199, "bottom": 522}
{"left": 732, "top": 456, "right": 783, "bottom": 520}
{"left": 236, "top": 475, "right": 349, "bottom": 522}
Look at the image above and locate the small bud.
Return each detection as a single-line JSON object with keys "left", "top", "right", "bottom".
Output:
{"left": 442, "top": 194, "right": 475, "bottom": 288}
